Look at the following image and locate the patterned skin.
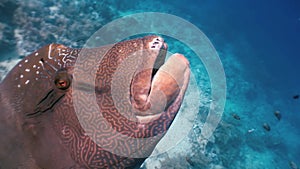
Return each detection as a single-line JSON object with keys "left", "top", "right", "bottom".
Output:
{"left": 0, "top": 35, "right": 190, "bottom": 168}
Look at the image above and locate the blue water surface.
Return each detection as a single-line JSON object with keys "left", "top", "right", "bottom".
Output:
{"left": 0, "top": 0, "right": 299, "bottom": 168}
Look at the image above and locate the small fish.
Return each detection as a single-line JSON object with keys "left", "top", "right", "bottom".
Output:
{"left": 247, "top": 128, "right": 255, "bottom": 133}
{"left": 289, "top": 161, "right": 299, "bottom": 169}
{"left": 293, "top": 95, "right": 299, "bottom": 99}
{"left": 274, "top": 110, "right": 281, "bottom": 121}
{"left": 232, "top": 113, "right": 241, "bottom": 120}
{"left": 263, "top": 123, "right": 271, "bottom": 131}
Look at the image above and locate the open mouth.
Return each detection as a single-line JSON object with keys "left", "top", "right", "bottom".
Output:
{"left": 129, "top": 37, "right": 190, "bottom": 123}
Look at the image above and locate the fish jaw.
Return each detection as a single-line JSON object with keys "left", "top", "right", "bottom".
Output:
{"left": 130, "top": 36, "right": 168, "bottom": 110}
{"left": 128, "top": 36, "right": 190, "bottom": 122}
{"left": 135, "top": 53, "right": 190, "bottom": 123}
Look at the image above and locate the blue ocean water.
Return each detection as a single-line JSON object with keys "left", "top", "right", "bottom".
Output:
{"left": 0, "top": 0, "right": 299, "bottom": 168}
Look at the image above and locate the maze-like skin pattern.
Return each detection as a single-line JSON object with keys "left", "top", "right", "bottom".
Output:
{"left": 0, "top": 35, "right": 189, "bottom": 168}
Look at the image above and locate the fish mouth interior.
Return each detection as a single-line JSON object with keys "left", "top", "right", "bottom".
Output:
{"left": 151, "top": 68, "right": 159, "bottom": 80}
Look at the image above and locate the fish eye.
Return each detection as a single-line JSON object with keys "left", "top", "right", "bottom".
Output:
{"left": 54, "top": 69, "right": 71, "bottom": 90}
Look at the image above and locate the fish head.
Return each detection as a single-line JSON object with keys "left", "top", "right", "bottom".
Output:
{"left": 0, "top": 35, "right": 190, "bottom": 168}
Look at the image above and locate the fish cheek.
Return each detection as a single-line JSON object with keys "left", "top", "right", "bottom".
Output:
{"left": 22, "top": 113, "right": 76, "bottom": 168}
{"left": 22, "top": 85, "right": 75, "bottom": 167}
{"left": 21, "top": 69, "right": 72, "bottom": 148}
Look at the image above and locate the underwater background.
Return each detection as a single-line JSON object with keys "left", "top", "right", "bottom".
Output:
{"left": 0, "top": 0, "right": 299, "bottom": 168}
